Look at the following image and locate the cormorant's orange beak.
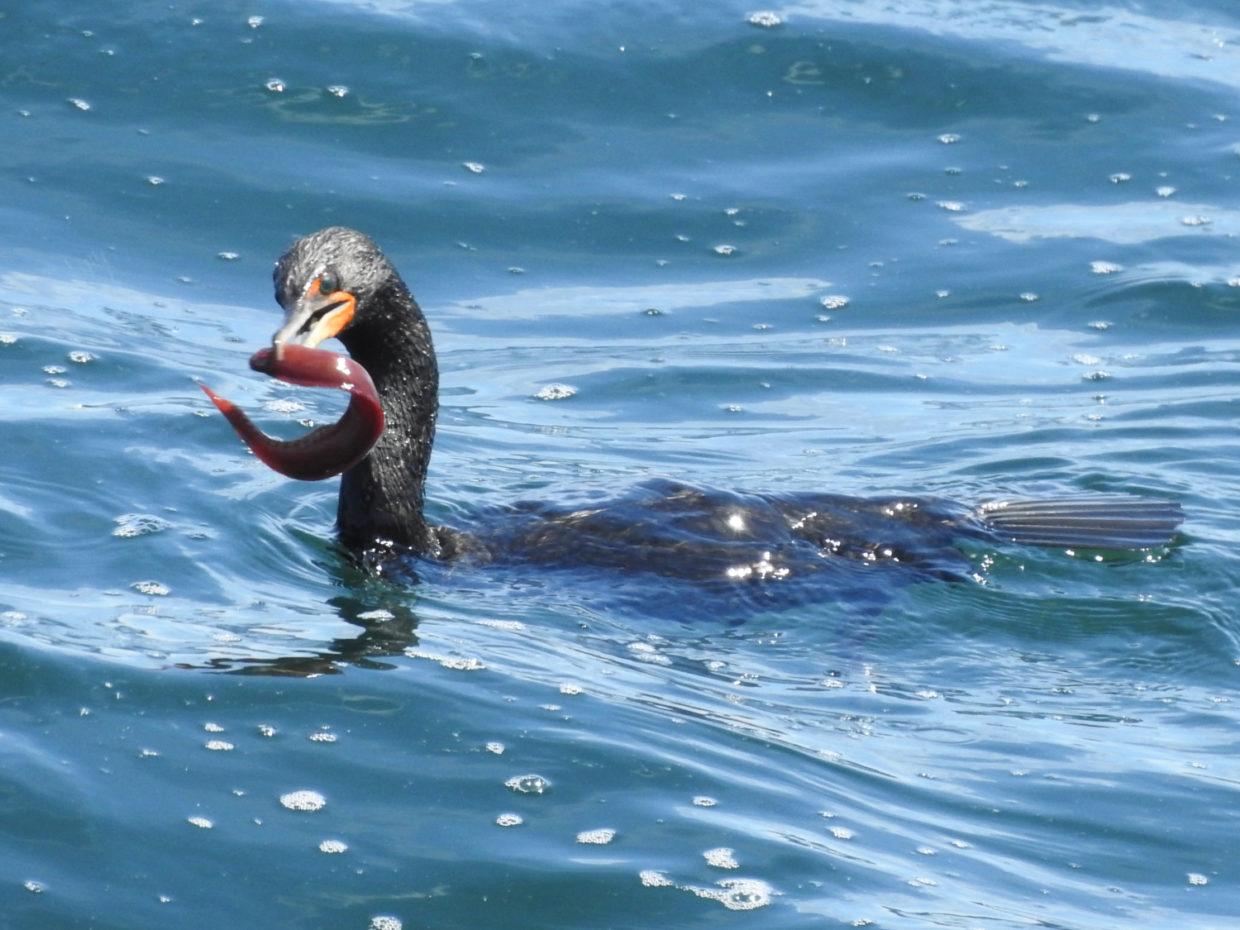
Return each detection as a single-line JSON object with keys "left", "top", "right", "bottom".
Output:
{"left": 271, "top": 275, "right": 356, "bottom": 360}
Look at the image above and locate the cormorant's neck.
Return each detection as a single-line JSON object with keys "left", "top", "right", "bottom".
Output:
{"left": 335, "top": 280, "right": 439, "bottom": 555}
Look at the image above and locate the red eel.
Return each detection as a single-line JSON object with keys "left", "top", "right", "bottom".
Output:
{"left": 201, "top": 344, "right": 385, "bottom": 481}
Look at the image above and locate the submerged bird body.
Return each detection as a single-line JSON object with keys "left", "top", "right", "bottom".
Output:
{"left": 459, "top": 480, "right": 976, "bottom": 585}
{"left": 205, "top": 226, "right": 1182, "bottom": 593}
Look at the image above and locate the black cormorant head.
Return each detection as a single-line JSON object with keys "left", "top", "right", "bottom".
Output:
{"left": 270, "top": 226, "right": 399, "bottom": 355}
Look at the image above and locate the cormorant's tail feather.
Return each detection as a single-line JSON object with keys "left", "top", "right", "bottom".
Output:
{"left": 976, "top": 498, "right": 1183, "bottom": 550}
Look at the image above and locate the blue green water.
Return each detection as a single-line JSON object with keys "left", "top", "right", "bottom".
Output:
{"left": 3, "top": 1, "right": 1240, "bottom": 926}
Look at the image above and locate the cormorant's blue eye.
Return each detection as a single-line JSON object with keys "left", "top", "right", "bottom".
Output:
{"left": 318, "top": 273, "right": 339, "bottom": 294}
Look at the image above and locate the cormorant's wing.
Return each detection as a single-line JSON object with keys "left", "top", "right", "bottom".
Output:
{"left": 976, "top": 498, "right": 1183, "bottom": 550}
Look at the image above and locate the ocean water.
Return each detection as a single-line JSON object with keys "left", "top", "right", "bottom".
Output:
{"left": 3, "top": 1, "right": 1240, "bottom": 927}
